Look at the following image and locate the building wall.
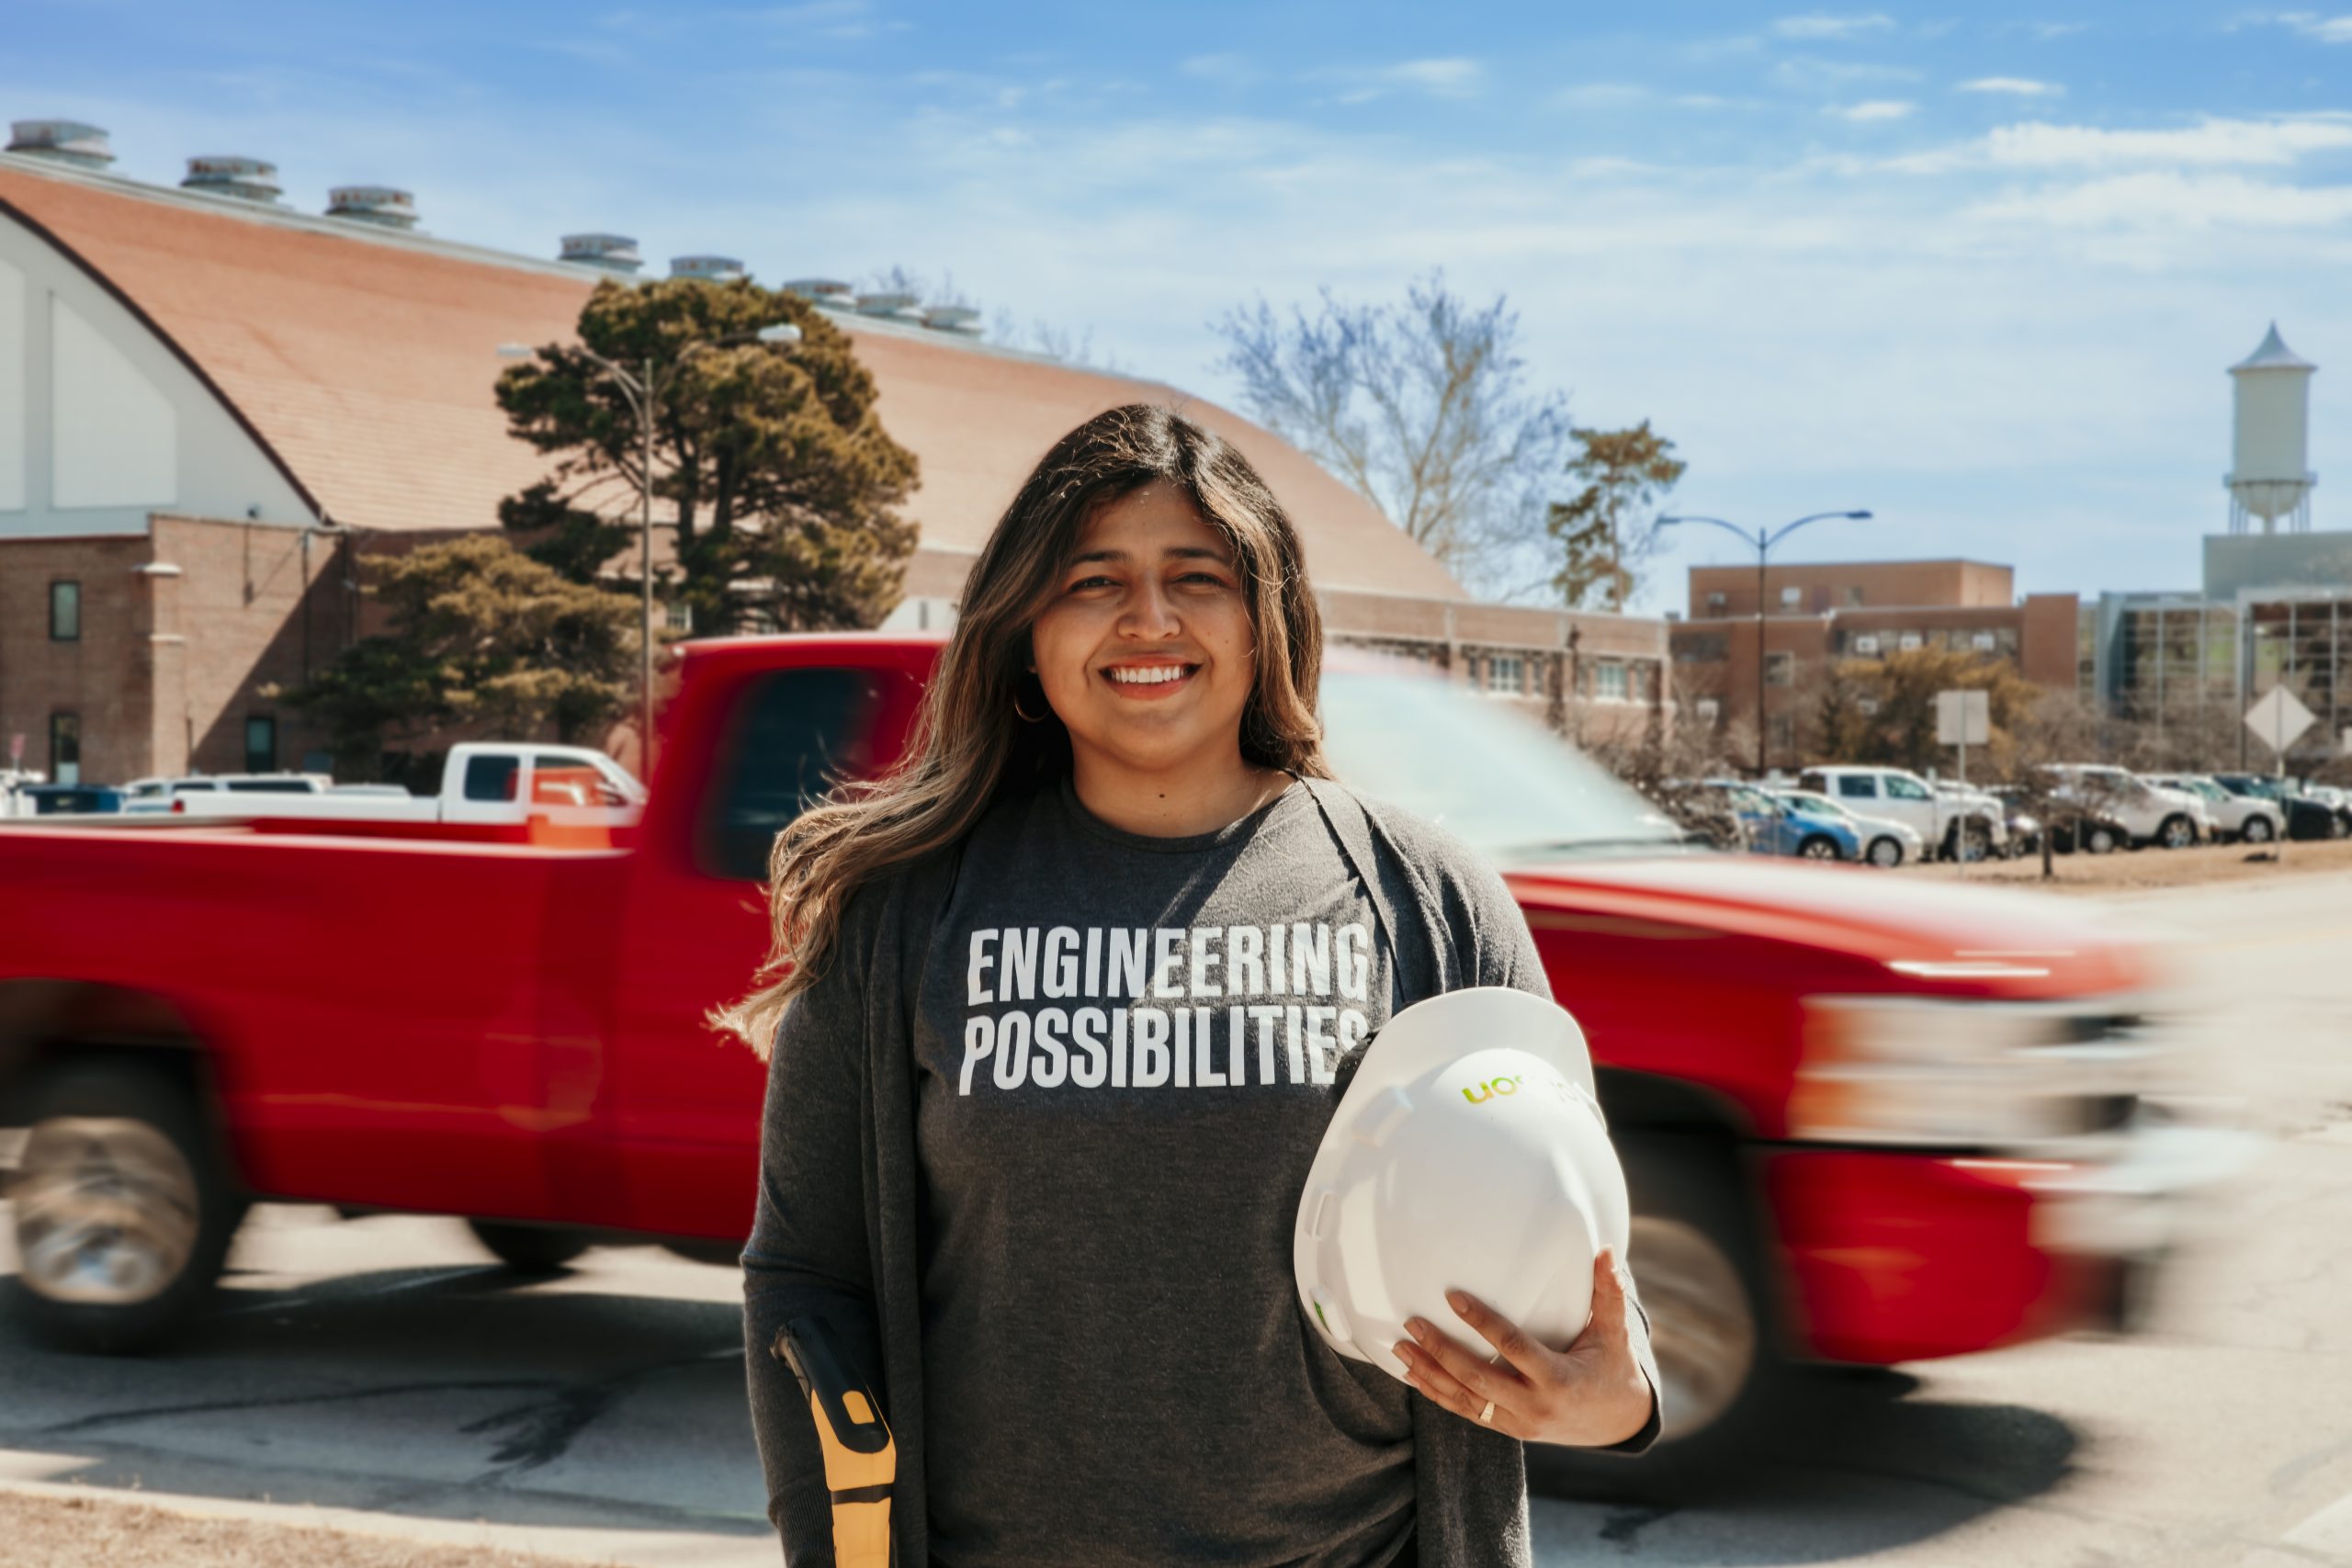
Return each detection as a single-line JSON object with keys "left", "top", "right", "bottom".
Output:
{"left": 0, "top": 212, "right": 317, "bottom": 540}
{"left": 0, "top": 513, "right": 346, "bottom": 783}
{"left": 1690, "top": 558, "right": 2014, "bottom": 620}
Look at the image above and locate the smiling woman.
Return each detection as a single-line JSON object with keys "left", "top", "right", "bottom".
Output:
{"left": 724, "top": 402, "right": 1657, "bottom": 1568}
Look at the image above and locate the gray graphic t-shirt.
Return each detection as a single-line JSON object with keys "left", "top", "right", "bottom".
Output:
{"left": 914, "top": 773, "right": 1419, "bottom": 1568}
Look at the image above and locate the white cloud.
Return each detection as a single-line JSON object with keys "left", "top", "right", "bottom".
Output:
{"left": 1958, "top": 76, "right": 2065, "bottom": 96}
{"left": 1881, "top": 115, "right": 2352, "bottom": 175}
{"left": 1971, "top": 170, "right": 2352, "bottom": 229}
{"left": 1320, "top": 57, "right": 1483, "bottom": 104}
{"left": 1773, "top": 13, "right": 1895, "bottom": 39}
{"left": 1984, "top": 116, "right": 2352, "bottom": 167}
{"left": 1549, "top": 82, "right": 1650, "bottom": 108}
{"left": 1770, "top": 56, "right": 1922, "bottom": 92}
{"left": 1832, "top": 99, "right": 1916, "bottom": 121}
{"left": 2269, "top": 11, "right": 2352, "bottom": 42}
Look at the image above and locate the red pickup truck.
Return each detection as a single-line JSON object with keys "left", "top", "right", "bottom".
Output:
{"left": 0, "top": 633, "right": 2232, "bottom": 1472}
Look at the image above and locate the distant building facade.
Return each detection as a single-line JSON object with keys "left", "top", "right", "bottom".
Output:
{"left": 0, "top": 127, "right": 1664, "bottom": 784}
{"left": 2086, "top": 326, "right": 2346, "bottom": 768}
{"left": 1669, "top": 558, "right": 2079, "bottom": 762}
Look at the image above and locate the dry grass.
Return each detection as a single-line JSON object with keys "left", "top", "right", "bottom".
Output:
{"left": 1898, "top": 835, "right": 2352, "bottom": 895}
{"left": 0, "top": 1491, "right": 597, "bottom": 1568}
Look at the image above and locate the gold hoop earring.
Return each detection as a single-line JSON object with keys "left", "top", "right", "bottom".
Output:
{"left": 1012, "top": 682, "right": 1049, "bottom": 724}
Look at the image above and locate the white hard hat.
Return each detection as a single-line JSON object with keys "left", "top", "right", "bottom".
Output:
{"left": 1294, "top": 987, "right": 1631, "bottom": 1385}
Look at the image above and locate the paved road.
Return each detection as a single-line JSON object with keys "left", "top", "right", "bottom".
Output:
{"left": 2, "top": 874, "right": 2347, "bottom": 1567}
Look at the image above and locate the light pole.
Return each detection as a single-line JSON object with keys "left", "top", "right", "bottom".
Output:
{"left": 498, "top": 321, "right": 801, "bottom": 773}
{"left": 1659, "top": 510, "right": 1872, "bottom": 778}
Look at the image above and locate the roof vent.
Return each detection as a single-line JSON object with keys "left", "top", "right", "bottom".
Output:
{"left": 560, "top": 233, "right": 643, "bottom": 274}
{"left": 7, "top": 119, "right": 114, "bottom": 169}
{"left": 784, "top": 277, "right": 855, "bottom": 310}
{"left": 855, "top": 290, "right": 922, "bottom": 321}
{"left": 670, "top": 254, "right": 746, "bottom": 282}
{"left": 922, "top": 304, "right": 984, "bottom": 336}
{"left": 182, "top": 156, "right": 282, "bottom": 204}
{"left": 326, "top": 186, "right": 419, "bottom": 230}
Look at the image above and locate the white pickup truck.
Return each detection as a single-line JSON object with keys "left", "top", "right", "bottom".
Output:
{"left": 1795, "top": 765, "right": 2009, "bottom": 861}
{"left": 170, "top": 743, "right": 645, "bottom": 828}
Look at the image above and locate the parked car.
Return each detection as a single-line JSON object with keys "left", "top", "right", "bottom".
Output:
{"left": 121, "top": 773, "right": 333, "bottom": 814}
{"left": 166, "top": 744, "right": 644, "bottom": 829}
{"left": 2143, "top": 773, "right": 2282, "bottom": 845}
{"left": 1973, "top": 784, "right": 2045, "bottom": 856}
{"left": 1699, "top": 778, "right": 1861, "bottom": 861}
{"left": 2208, "top": 774, "right": 2341, "bottom": 840}
{"left": 15, "top": 784, "right": 129, "bottom": 816}
{"left": 2039, "top": 765, "right": 2210, "bottom": 851}
{"left": 1769, "top": 787, "right": 1923, "bottom": 868}
{"left": 2301, "top": 783, "right": 2352, "bottom": 837}
{"left": 0, "top": 637, "right": 2239, "bottom": 1483}
{"left": 1796, "top": 766, "right": 2007, "bottom": 862}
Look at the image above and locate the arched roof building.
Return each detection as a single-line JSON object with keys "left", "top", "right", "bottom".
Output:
{"left": 0, "top": 138, "right": 1662, "bottom": 784}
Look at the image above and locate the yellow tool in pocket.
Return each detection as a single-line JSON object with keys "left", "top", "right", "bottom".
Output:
{"left": 776, "top": 1318, "right": 896, "bottom": 1567}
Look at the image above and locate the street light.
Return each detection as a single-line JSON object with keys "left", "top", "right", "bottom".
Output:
{"left": 496, "top": 321, "right": 803, "bottom": 773}
{"left": 1659, "top": 509, "right": 1873, "bottom": 778}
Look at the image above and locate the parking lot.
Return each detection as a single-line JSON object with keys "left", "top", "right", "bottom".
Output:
{"left": 2, "top": 870, "right": 2348, "bottom": 1568}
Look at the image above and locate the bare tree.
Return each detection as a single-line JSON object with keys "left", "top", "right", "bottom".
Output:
{"left": 1211, "top": 272, "right": 1572, "bottom": 599}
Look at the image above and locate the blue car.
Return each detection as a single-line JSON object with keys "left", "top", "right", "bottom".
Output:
{"left": 1699, "top": 779, "right": 1860, "bottom": 862}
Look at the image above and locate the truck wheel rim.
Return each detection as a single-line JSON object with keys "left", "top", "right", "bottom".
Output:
{"left": 11, "top": 1116, "right": 199, "bottom": 1306}
{"left": 1628, "top": 1214, "right": 1758, "bottom": 1441}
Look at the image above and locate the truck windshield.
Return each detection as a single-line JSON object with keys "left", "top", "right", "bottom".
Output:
{"left": 1317, "top": 668, "right": 1685, "bottom": 861}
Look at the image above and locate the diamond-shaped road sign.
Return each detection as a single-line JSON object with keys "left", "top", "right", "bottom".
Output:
{"left": 2245, "top": 686, "right": 2318, "bottom": 757}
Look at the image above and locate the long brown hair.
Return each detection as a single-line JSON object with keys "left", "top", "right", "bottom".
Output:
{"left": 717, "top": 403, "right": 1333, "bottom": 1055}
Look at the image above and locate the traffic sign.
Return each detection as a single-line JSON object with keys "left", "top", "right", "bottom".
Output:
{"left": 2244, "top": 686, "right": 2316, "bottom": 757}
{"left": 1935, "top": 690, "right": 1990, "bottom": 747}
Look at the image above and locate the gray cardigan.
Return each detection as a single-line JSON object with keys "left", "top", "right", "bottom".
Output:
{"left": 742, "top": 776, "right": 1657, "bottom": 1565}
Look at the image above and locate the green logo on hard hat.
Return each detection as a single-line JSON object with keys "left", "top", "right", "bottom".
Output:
{"left": 1462, "top": 1076, "right": 1524, "bottom": 1104}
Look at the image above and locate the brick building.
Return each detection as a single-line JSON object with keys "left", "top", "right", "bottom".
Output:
{"left": 1670, "top": 558, "right": 2079, "bottom": 768}
{"left": 0, "top": 125, "right": 1665, "bottom": 785}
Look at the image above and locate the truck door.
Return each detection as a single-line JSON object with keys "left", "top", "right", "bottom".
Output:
{"left": 609, "top": 659, "right": 922, "bottom": 1240}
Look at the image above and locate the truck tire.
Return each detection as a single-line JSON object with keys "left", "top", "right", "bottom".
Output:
{"left": 6, "top": 1060, "right": 242, "bottom": 1353}
{"left": 1866, "top": 836, "right": 1904, "bottom": 868}
{"left": 2083, "top": 822, "right": 2120, "bottom": 855}
{"left": 1525, "top": 1133, "right": 1781, "bottom": 1500}
{"left": 467, "top": 1219, "right": 590, "bottom": 1272}
{"left": 2156, "top": 815, "right": 2196, "bottom": 851}
{"left": 2241, "top": 815, "right": 2275, "bottom": 845}
{"left": 1942, "top": 822, "right": 1993, "bottom": 863}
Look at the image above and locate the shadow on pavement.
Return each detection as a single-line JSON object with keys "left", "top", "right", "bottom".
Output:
{"left": 1526, "top": 1367, "right": 2081, "bottom": 1562}
{"left": 0, "top": 1259, "right": 772, "bottom": 1542}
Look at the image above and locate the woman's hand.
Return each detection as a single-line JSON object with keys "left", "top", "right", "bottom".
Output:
{"left": 1393, "top": 1248, "right": 1656, "bottom": 1448}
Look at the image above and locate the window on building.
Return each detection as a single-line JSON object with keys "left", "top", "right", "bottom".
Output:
{"left": 1705, "top": 591, "right": 1727, "bottom": 614}
{"left": 1898, "top": 631, "right": 1922, "bottom": 651}
{"left": 1857, "top": 695, "right": 1881, "bottom": 716}
{"left": 1695, "top": 698, "right": 1721, "bottom": 726}
{"left": 1486, "top": 654, "right": 1525, "bottom": 695}
{"left": 50, "top": 581, "right": 80, "bottom": 642}
{"left": 665, "top": 600, "right": 693, "bottom": 635}
{"left": 1971, "top": 630, "right": 1996, "bottom": 652}
{"left": 1780, "top": 586, "right": 1802, "bottom": 609}
{"left": 1852, "top": 634, "right": 1881, "bottom": 655}
{"left": 50, "top": 713, "right": 81, "bottom": 786}
{"left": 1594, "top": 661, "right": 1627, "bottom": 701}
{"left": 1845, "top": 586, "right": 1865, "bottom": 606}
{"left": 1769, "top": 715, "right": 1794, "bottom": 752}
{"left": 243, "top": 716, "right": 277, "bottom": 773}
{"left": 1764, "top": 652, "right": 1794, "bottom": 687}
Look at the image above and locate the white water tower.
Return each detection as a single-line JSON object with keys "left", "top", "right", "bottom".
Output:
{"left": 2226, "top": 322, "right": 2316, "bottom": 535}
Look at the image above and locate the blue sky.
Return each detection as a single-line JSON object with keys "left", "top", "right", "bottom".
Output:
{"left": 6, "top": 1, "right": 2348, "bottom": 612}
